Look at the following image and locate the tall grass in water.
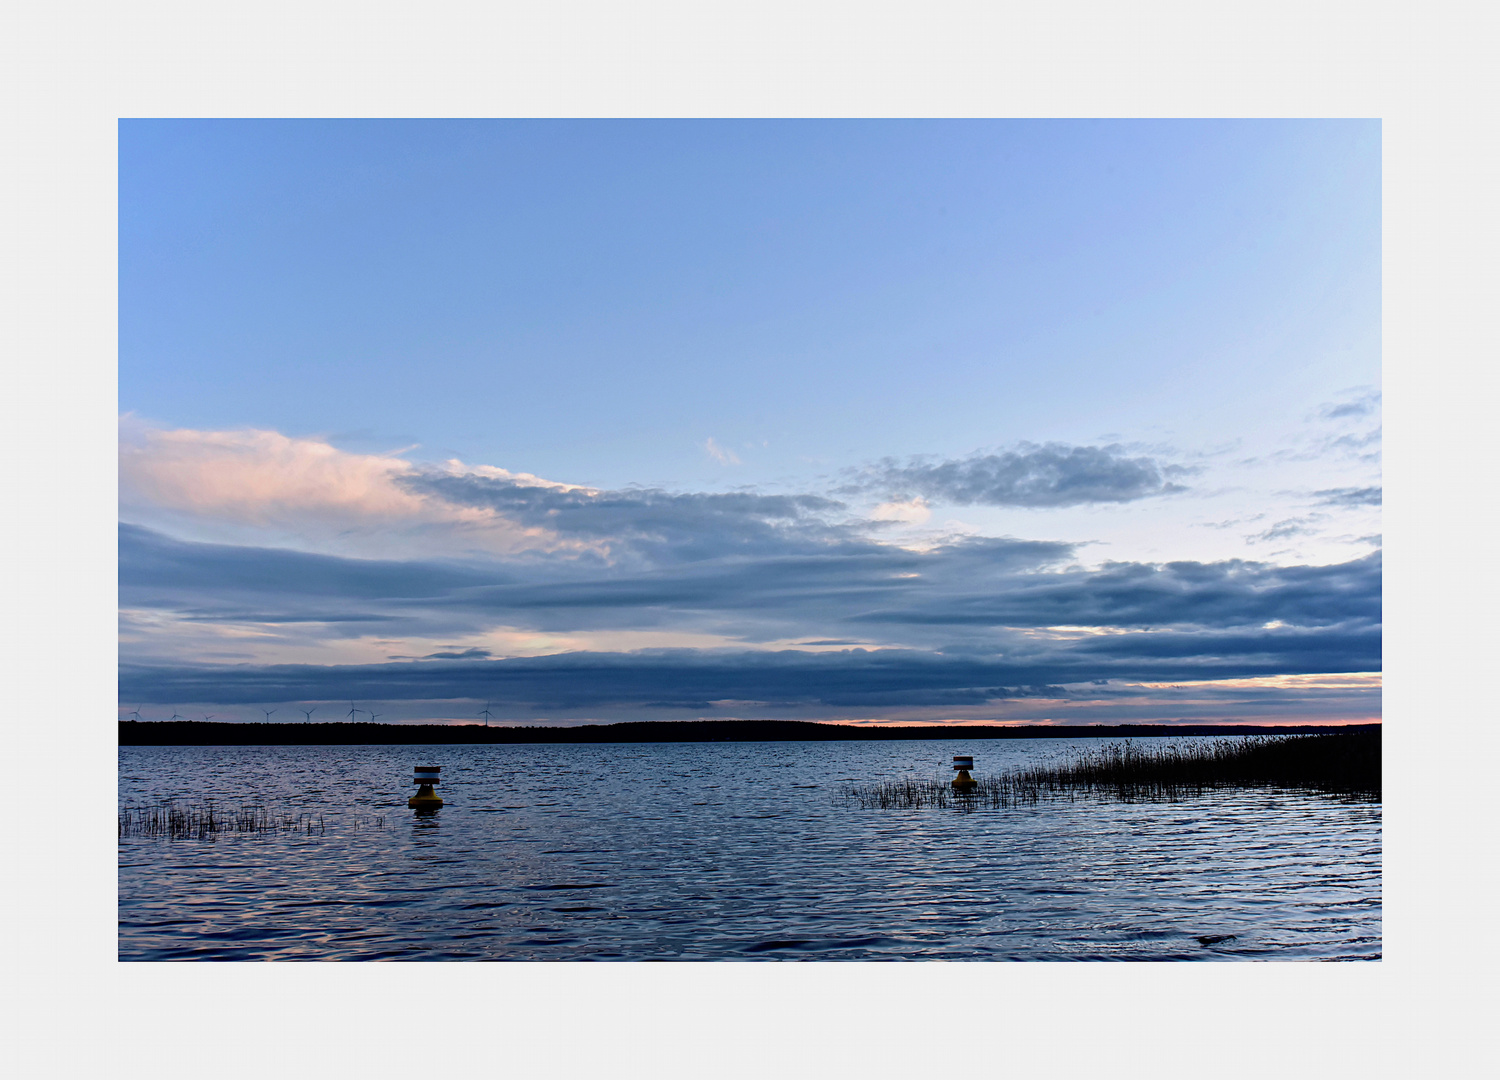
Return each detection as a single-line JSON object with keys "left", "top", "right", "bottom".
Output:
{"left": 837, "top": 774, "right": 1044, "bottom": 810}
{"left": 1034, "top": 731, "right": 1379, "bottom": 799}
{"left": 117, "top": 801, "right": 385, "bottom": 839}
{"left": 838, "top": 730, "right": 1380, "bottom": 810}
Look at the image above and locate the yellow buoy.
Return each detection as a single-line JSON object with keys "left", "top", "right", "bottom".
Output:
{"left": 409, "top": 765, "right": 444, "bottom": 808}
{"left": 952, "top": 754, "right": 977, "bottom": 790}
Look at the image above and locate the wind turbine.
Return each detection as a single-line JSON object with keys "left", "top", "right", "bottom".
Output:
{"left": 301, "top": 706, "right": 317, "bottom": 722}
{"left": 169, "top": 708, "right": 185, "bottom": 721}
{"left": 203, "top": 714, "right": 215, "bottom": 721}
{"left": 479, "top": 702, "right": 494, "bottom": 726}
{"left": 261, "top": 707, "right": 277, "bottom": 723}
{"left": 127, "top": 706, "right": 144, "bottom": 722}
{"left": 345, "top": 702, "right": 363, "bottom": 722}
{"left": 367, "top": 707, "right": 383, "bottom": 723}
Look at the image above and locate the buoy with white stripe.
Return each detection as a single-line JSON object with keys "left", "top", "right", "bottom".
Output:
{"left": 409, "top": 765, "right": 443, "bottom": 808}
{"left": 951, "top": 754, "right": 977, "bottom": 791}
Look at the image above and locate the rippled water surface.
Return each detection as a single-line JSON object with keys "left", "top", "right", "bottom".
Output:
{"left": 119, "top": 740, "right": 1381, "bottom": 961}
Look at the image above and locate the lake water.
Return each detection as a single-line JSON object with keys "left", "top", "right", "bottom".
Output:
{"left": 118, "top": 739, "right": 1381, "bottom": 961}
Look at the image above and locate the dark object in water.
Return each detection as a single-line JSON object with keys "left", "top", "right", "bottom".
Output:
{"left": 1197, "top": 934, "right": 1237, "bottom": 945}
{"left": 409, "top": 764, "right": 443, "bottom": 808}
{"left": 745, "top": 939, "right": 812, "bottom": 952}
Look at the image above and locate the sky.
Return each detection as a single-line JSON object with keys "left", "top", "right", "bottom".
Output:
{"left": 118, "top": 119, "right": 1381, "bottom": 726}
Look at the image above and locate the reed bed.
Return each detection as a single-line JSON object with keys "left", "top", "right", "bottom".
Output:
{"left": 837, "top": 774, "right": 1043, "bottom": 810}
{"left": 837, "top": 730, "right": 1380, "bottom": 811}
{"left": 118, "top": 801, "right": 387, "bottom": 839}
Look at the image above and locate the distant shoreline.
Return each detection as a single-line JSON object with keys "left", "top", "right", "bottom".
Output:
{"left": 119, "top": 719, "right": 1380, "bottom": 746}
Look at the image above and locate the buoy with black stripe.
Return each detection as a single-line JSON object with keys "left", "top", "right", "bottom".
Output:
{"left": 951, "top": 754, "right": 977, "bottom": 791}
{"left": 409, "top": 765, "right": 443, "bottom": 808}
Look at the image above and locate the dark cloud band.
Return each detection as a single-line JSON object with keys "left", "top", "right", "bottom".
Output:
{"left": 121, "top": 525, "right": 1378, "bottom": 644}
{"left": 119, "top": 630, "right": 1380, "bottom": 711}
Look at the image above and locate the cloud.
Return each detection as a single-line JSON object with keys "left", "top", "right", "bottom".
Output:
{"left": 848, "top": 443, "right": 1187, "bottom": 508}
{"left": 120, "top": 517, "right": 1378, "bottom": 698}
{"left": 116, "top": 423, "right": 1379, "bottom": 722}
{"left": 118, "top": 421, "right": 870, "bottom": 566}
{"left": 119, "top": 522, "right": 503, "bottom": 602}
{"left": 1247, "top": 517, "right": 1320, "bottom": 543}
{"left": 401, "top": 470, "right": 851, "bottom": 566}
{"left": 1313, "top": 391, "right": 1382, "bottom": 465}
{"left": 870, "top": 497, "right": 931, "bottom": 524}
{"left": 1318, "top": 389, "right": 1381, "bottom": 421}
{"left": 1328, "top": 426, "right": 1382, "bottom": 456}
{"left": 1313, "top": 486, "right": 1382, "bottom": 508}
{"left": 121, "top": 522, "right": 1378, "bottom": 637}
{"left": 703, "top": 437, "right": 741, "bottom": 465}
{"left": 846, "top": 552, "right": 1381, "bottom": 633}
{"left": 119, "top": 624, "right": 1380, "bottom": 714}
{"left": 119, "top": 423, "right": 427, "bottom": 523}
{"left": 1260, "top": 390, "right": 1383, "bottom": 469}
{"left": 119, "top": 421, "right": 575, "bottom": 557}
{"left": 120, "top": 426, "right": 1189, "bottom": 574}
{"left": 118, "top": 522, "right": 1077, "bottom": 651}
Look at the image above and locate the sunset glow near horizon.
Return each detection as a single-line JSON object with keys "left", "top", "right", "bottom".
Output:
{"left": 119, "top": 120, "right": 1380, "bottom": 726}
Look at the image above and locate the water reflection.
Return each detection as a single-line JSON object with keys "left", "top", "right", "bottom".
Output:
{"left": 119, "top": 740, "right": 1381, "bottom": 961}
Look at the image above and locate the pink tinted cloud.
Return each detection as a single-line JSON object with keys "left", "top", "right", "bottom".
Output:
{"left": 118, "top": 422, "right": 582, "bottom": 556}
{"left": 120, "top": 425, "right": 427, "bottom": 524}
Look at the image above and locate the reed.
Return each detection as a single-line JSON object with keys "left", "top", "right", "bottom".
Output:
{"left": 1030, "top": 730, "right": 1379, "bottom": 799}
{"left": 836, "top": 774, "right": 1042, "bottom": 810}
{"left": 837, "top": 730, "right": 1380, "bottom": 810}
{"left": 116, "top": 800, "right": 381, "bottom": 839}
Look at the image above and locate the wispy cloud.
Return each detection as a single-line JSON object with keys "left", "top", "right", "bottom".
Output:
{"left": 703, "top": 437, "right": 741, "bottom": 465}
{"left": 846, "top": 443, "right": 1188, "bottom": 508}
{"left": 870, "top": 497, "right": 932, "bottom": 524}
{"left": 1318, "top": 388, "right": 1381, "bottom": 421}
{"left": 1246, "top": 517, "right": 1320, "bottom": 543}
{"left": 387, "top": 647, "right": 495, "bottom": 661}
{"left": 1312, "top": 486, "right": 1382, "bottom": 508}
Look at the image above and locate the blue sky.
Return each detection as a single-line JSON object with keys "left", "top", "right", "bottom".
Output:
{"left": 119, "top": 119, "right": 1380, "bottom": 725}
